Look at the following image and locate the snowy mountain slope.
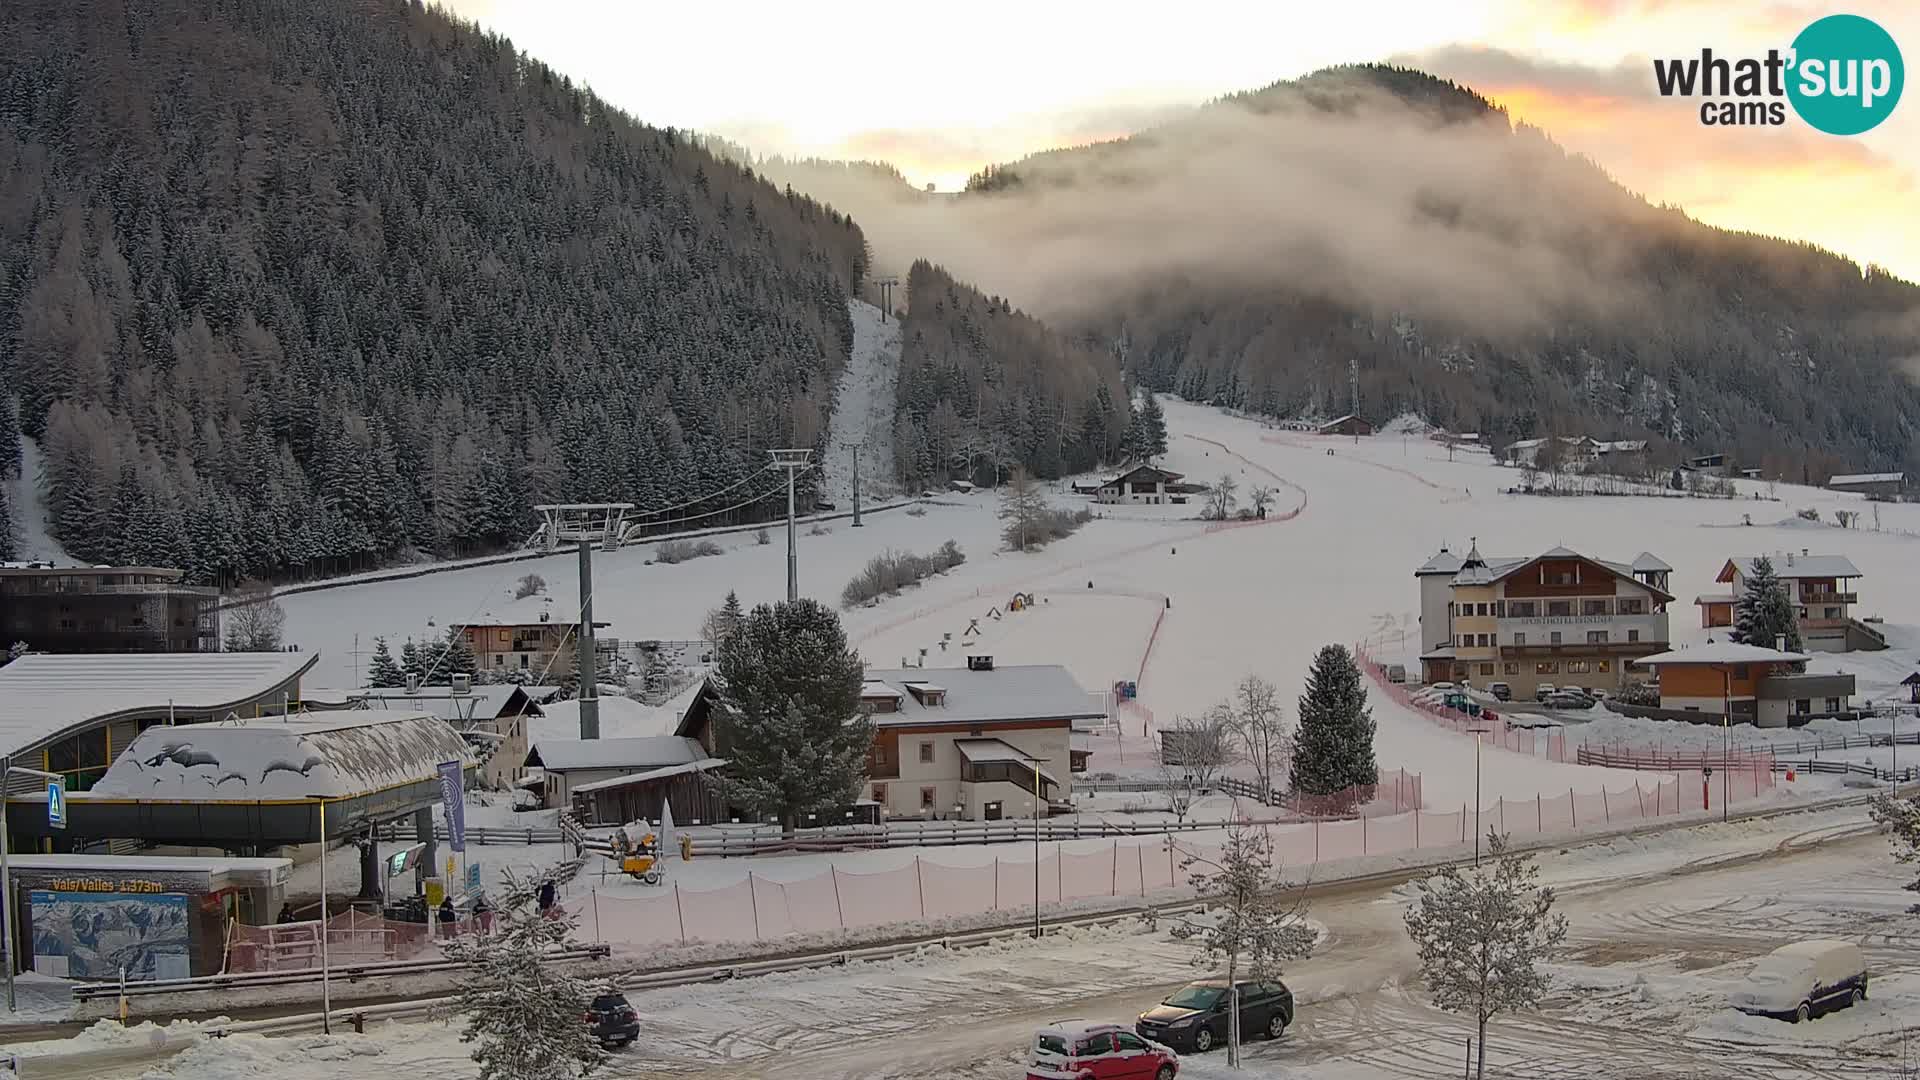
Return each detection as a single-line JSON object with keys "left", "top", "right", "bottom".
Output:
{"left": 7, "top": 438, "right": 73, "bottom": 562}
{"left": 819, "top": 299, "right": 902, "bottom": 505}
{"left": 279, "top": 398, "right": 1920, "bottom": 812}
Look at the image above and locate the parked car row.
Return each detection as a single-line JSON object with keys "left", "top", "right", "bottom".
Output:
{"left": 1026, "top": 978, "right": 1296, "bottom": 1079}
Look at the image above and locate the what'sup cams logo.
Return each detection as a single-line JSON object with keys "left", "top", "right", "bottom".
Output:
{"left": 1653, "top": 14, "right": 1903, "bottom": 134}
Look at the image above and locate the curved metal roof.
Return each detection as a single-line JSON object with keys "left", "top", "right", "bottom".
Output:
{"left": 0, "top": 652, "right": 318, "bottom": 758}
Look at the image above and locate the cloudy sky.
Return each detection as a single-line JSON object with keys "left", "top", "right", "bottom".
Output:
{"left": 443, "top": 0, "right": 1919, "bottom": 281}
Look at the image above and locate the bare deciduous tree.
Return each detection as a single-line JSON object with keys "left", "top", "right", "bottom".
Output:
{"left": 1205, "top": 473, "right": 1239, "bottom": 520}
{"left": 1167, "top": 823, "right": 1316, "bottom": 1063}
{"left": 1228, "top": 675, "right": 1291, "bottom": 803}
{"left": 1157, "top": 708, "right": 1238, "bottom": 820}
{"left": 513, "top": 573, "right": 547, "bottom": 600}
{"left": 1248, "top": 485, "right": 1275, "bottom": 517}
{"left": 222, "top": 585, "right": 286, "bottom": 651}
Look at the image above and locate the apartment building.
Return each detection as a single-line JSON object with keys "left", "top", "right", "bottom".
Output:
{"left": 1696, "top": 551, "right": 1887, "bottom": 652}
{"left": 0, "top": 563, "right": 219, "bottom": 653}
{"left": 1416, "top": 543, "right": 1673, "bottom": 693}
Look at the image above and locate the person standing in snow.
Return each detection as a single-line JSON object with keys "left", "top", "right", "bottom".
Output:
{"left": 537, "top": 879, "right": 556, "bottom": 914}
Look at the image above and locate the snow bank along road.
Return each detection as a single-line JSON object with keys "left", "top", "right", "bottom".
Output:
{"left": 52, "top": 804, "right": 1907, "bottom": 1080}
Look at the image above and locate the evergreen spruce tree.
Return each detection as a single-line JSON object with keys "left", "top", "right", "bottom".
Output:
{"left": 1139, "top": 393, "right": 1170, "bottom": 458}
{"left": 713, "top": 599, "right": 869, "bottom": 832}
{"left": 1730, "top": 556, "right": 1802, "bottom": 651}
{"left": 368, "top": 636, "right": 405, "bottom": 688}
{"left": 400, "top": 638, "right": 425, "bottom": 684}
{"left": 1289, "top": 644, "right": 1378, "bottom": 802}
{"left": 442, "top": 626, "right": 478, "bottom": 680}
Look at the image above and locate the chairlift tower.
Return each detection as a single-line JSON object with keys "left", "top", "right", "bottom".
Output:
{"left": 533, "top": 503, "right": 635, "bottom": 553}
{"left": 769, "top": 450, "right": 813, "bottom": 602}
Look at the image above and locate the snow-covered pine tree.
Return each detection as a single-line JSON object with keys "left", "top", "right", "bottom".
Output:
{"left": 443, "top": 626, "right": 478, "bottom": 679}
{"left": 713, "top": 598, "right": 868, "bottom": 832}
{"left": 1289, "top": 643, "right": 1377, "bottom": 803}
{"left": 1139, "top": 393, "right": 1169, "bottom": 459}
{"left": 1730, "top": 556, "right": 1802, "bottom": 651}
{"left": 400, "top": 638, "right": 425, "bottom": 684}
{"left": 440, "top": 867, "right": 607, "bottom": 1080}
{"left": 1403, "top": 833, "right": 1568, "bottom": 1080}
{"left": 1168, "top": 823, "right": 1316, "bottom": 1062}
{"left": 367, "top": 636, "right": 405, "bottom": 688}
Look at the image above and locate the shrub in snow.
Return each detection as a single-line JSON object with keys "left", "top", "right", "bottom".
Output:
{"left": 513, "top": 573, "right": 547, "bottom": 599}
{"left": 905, "top": 505, "right": 928, "bottom": 517}
{"left": 807, "top": 523, "right": 832, "bottom": 536}
{"left": 441, "top": 866, "right": 607, "bottom": 1080}
{"left": 840, "top": 542, "right": 966, "bottom": 607}
{"left": 1403, "top": 833, "right": 1567, "bottom": 1080}
{"left": 755, "top": 528, "right": 771, "bottom": 545}
{"left": 655, "top": 538, "right": 723, "bottom": 565}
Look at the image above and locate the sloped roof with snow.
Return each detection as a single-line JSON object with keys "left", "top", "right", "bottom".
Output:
{"left": 82, "top": 710, "right": 471, "bottom": 800}
{"left": 860, "top": 665, "right": 1105, "bottom": 728}
{"left": 1449, "top": 549, "right": 1675, "bottom": 601}
{"left": 1629, "top": 552, "right": 1672, "bottom": 573}
{"left": 1415, "top": 549, "right": 1464, "bottom": 576}
{"left": 1721, "top": 555, "right": 1862, "bottom": 581}
{"left": 525, "top": 735, "right": 706, "bottom": 771}
{"left": 1828, "top": 472, "right": 1903, "bottom": 486}
{"left": 0, "top": 652, "right": 318, "bottom": 758}
{"left": 569, "top": 757, "right": 728, "bottom": 794}
{"left": 1632, "top": 643, "right": 1810, "bottom": 667}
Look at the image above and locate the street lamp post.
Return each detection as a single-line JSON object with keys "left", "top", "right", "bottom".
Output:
{"left": 311, "top": 796, "right": 332, "bottom": 1034}
{"left": 1032, "top": 755, "right": 1043, "bottom": 941}
{"left": 1467, "top": 727, "right": 1490, "bottom": 866}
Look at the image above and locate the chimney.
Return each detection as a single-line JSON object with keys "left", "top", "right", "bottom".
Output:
{"left": 1775, "top": 634, "right": 1786, "bottom": 652}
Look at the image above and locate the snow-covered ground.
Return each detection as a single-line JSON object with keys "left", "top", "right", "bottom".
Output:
{"left": 281, "top": 397, "right": 1920, "bottom": 819}
{"left": 819, "top": 299, "right": 903, "bottom": 505}
{"left": 6, "top": 436, "right": 73, "bottom": 562}
{"left": 48, "top": 803, "right": 1913, "bottom": 1080}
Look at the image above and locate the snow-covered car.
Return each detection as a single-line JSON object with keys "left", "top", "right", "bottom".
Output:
{"left": 1487, "top": 682, "right": 1512, "bottom": 702}
{"left": 1729, "top": 940, "right": 1868, "bottom": 1023}
{"left": 1026, "top": 1020, "right": 1177, "bottom": 1079}
{"left": 1545, "top": 690, "right": 1596, "bottom": 710}
{"left": 1136, "top": 978, "right": 1293, "bottom": 1052}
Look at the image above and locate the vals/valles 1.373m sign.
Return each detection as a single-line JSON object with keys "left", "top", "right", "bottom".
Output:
{"left": 1653, "top": 14, "right": 1904, "bottom": 134}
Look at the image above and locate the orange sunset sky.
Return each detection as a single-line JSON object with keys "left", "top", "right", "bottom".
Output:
{"left": 444, "top": 0, "right": 1920, "bottom": 282}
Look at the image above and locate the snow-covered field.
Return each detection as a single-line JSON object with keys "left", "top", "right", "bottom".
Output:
{"left": 285, "top": 398, "right": 1920, "bottom": 813}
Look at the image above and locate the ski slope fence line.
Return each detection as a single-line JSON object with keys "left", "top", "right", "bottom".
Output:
{"left": 1353, "top": 642, "right": 1779, "bottom": 800}
{"left": 578, "top": 774, "right": 1702, "bottom": 949}
{"left": 1181, "top": 432, "right": 1310, "bottom": 514}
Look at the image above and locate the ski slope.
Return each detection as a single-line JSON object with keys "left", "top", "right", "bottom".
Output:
{"left": 279, "top": 398, "right": 1920, "bottom": 811}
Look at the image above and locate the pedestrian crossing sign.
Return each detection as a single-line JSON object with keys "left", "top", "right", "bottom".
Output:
{"left": 47, "top": 781, "right": 66, "bottom": 829}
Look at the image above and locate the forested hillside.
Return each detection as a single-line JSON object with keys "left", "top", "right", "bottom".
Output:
{"left": 892, "top": 262, "right": 1128, "bottom": 490}
{"left": 960, "top": 66, "right": 1920, "bottom": 479}
{"left": 0, "top": 0, "right": 866, "bottom": 583}
{"left": 783, "top": 64, "right": 1920, "bottom": 481}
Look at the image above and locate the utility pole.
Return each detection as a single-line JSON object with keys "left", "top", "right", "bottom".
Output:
{"left": 851, "top": 442, "right": 863, "bottom": 528}
{"left": 1349, "top": 355, "right": 1360, "bottom": 445}
{"left": 576, "top": 539, "right": 599, "bottom": 740}
{"left": 770, "top": 450, "right": 813, "bottom": 602}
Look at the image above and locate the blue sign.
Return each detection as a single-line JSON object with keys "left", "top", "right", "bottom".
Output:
{"left": 46, "top": 782, "right": 65, "bottom": 830}
{"left": 437, "top": 761, "right": 466, "bottom": 853}
{"left": 465, "top": 862, "right": 482, "bottom": 894}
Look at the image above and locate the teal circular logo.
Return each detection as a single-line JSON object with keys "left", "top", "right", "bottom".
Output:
{"left": 1787, "top": 14, "right": 1904, "bottom": 135}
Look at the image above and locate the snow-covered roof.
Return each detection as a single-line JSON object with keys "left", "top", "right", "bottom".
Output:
{"left": 569, "top": 757, "right": 727, "bottom": 795}
{"left": 0, "top": 652, "right": 318, "bottom": 758}
{"left": 3, "top": 854, "right": 292, "bottom": 889}
{"left": 1448, "top": 549, "right": 1675, "bottom": 601}
{"left": 1595, "top": 439, "right": 1649, "bottom": 453}
{"left": 1415, "top": 548, "right": 1464, "bottom": 576}
{"left": 861, "top": 680, "right": 904, "bottom": 700}
{"left": 1828, "top": 472, "right": 1903, "bottom": 486}
{"left": 335, "top": 685, "right": 542, "bottom": 722}
{"left": 860, "top": 665, "right": 1105, "bottom": 728}
{"left": 1722, "top": 555, "right": 1862, "bottom": 581}
{"left": 1632, "top": 643, "right": 1810, "bottom": 667}
{"left": 525, "top": 735, "right": 706, "bottom": 772}
{"left": 1629, "top": 552, "right": 1672, "bottom": 573}
{"left": 81, "top": 710, "right": 473, "bottom": 800}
